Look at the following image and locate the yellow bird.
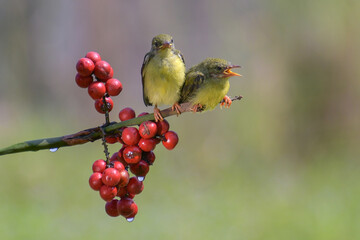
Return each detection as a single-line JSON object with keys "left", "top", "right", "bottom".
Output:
{"left": 180, "top": 58, "right": 241, "bottom": 112}
{"left": 141, "top": 34, "right": 186, "bottom": 121}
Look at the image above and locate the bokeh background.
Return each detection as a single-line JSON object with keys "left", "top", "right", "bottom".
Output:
{"left": 1, "top": 0, "right": 360, "bottom": 239}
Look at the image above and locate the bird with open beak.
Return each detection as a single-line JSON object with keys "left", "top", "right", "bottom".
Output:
{"left": 180, "top": 58, "right": 241, "bottom": 112}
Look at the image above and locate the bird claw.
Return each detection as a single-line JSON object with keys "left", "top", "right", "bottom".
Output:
{"left": 153, "top": 107, "right": 163, "bottom": 122}
{"left": 190, "top": 103, "right": 203, "bottom": 112}
{"left": 220, "top": 95, "right": 232, "bottom": 109}
{"left": 171, "top": 102, "right": 182, "bottom": 116}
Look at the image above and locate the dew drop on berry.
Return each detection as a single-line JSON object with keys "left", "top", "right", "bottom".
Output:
{"left": 126, "top": 217, "right": 134, "bottom": 222}
{"left": 49, "top": 148, "right": 59, "bottom": 152}
{"left": 137, "top": 176, "right": 145, "bottom": 182}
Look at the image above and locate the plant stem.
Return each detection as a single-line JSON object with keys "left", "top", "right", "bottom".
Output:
{"left": 0, "top": 97, "right": 242, "bottom": 156}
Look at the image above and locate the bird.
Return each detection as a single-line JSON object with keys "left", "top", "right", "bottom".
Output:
{"left": 141, "top": 34, "right": 186, "bottom": 122}
{"left": 180, "top": 58, "right": 241, "bottom": 112}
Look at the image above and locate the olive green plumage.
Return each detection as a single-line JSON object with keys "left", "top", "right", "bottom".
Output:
{"left": 141, "top": 34, "right": 185, "bottom": 107}
{"left": 180, "top": 58, "right": 241, "bottom": 111}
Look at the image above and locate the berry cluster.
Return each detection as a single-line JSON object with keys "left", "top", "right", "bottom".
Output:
{"left": 75, "top": 52, "right": 123, "bottom": 114}
{"left": 89, "top": 109, "right": 178, "bottom": 221}
{"left": 75, "top": 52, "right": 179, "bottom": 222}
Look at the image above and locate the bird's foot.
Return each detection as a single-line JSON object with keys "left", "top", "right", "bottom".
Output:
{"left": 153, "top": 107, "right": 163, "bottom": 122}
{"left": 171, "top": 102, "right": 182, "bottom": 116}
{"left": 220, "top": 95, "right": 232, "bottom": 109}
{"left": 191, "top": 103, "right": 203, "bottom": 113}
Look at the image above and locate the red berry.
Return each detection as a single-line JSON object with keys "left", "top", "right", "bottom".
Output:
{"left": 121, "top": 127, "right": 141, "bottom": 146}
{"left": 139, "top": 121, "right": 158, "bottom": 139}
{"left": 117, "top": 187, "right": 135, "bottom": 199}
{"left": 117, "top": 198, "right": 137, "bottom": 217}
{"left": 126, "top": 208, "right": 138, "bottom": 220}
{"left": 119, "top": 107, "right": 136, "bottom": 121}
{"left": 89, "top": 172, "right": 103, "bottom": 191}
{"left": 119, "top": 157, "right": 129, "bottom": 168}
{"left": 94, "top": 60, "right": 112, "bottom": 81}
{"left": 162, "top": 131, "right": 179, "bottom": 150}
{"left": 94, "top": 97, "right": 113, "bottom": 114}
{"left": 126, "top": 177, "right": 144, "bottom": 195}
{"left": 117, "top": 137, "right": 124, "bottom": 144}
{"left": 130, "top": 160, "right": 149, "bottom": 177}
{"left": 88, "top": 82, "right": 106, "bottom": 100}
{"left": 110, "top": 152, "right": 120, "bottom": 162}
{"left": 156, "top": 119, "right": 170, "bottom": 136}
{"left": 143, "top": 151, "right": 155, "bottom": 165}
{"left": 127, "top": 193, "right": 136, "bottom": 199}
{"left": 102, "top": 168, "right": 121, "bottom": 186}
{"left": 76, "top": 57, "right": 95, "bottom": 76}
{"left": 138, "top": 138, "right": 157, "bottom": 152}
{"left": 117, "top": 187, "right": 128, "bottom": 198}
{"left": 137, "top": 112, "right": 149, "bottom": 117}
{"left": 116, "top": 146, "right": 129, "bottom": 167}
{"left": 153, "top": 137, "right": 161, "bottom": 145}
{"left": 117, "top": 145, "right": 125, "bottom": 159}
{"left": 123, "top": 146, "right": 142, "bottom": 164}
{"left": 85, "top": 51, "right": 101, "bottom": 64}
{"left": 115, "top": 127, "right": 125, "bottom": 144}
{"left": 75, "top": 73, "right": 93, "bottom": 88}
{"left": 111, "top": 160, "right": 125, "bottom": 172}
{"left": 99, "top": 185, "right": 118, "bottom": 202}
{"left": 117, "top": 169, "right": 130, "bottom": 187}
{"left": 105, "top": 199, "right": 120, "bottom": 217}
{"left": 109, "top": 67, "right": 114, "bottom": 79}
{"left": 105, "top": 135, "right": 118, "bottom": 144}
{"left": 105, "top": 78, "right": 123, "bottom": 96}
{"left": 92, "top": 159, "right": 106, "bottom": 173}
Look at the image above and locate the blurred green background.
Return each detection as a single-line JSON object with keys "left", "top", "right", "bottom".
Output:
{"left": 1, "top": 0, "right": 360, "bottom": 239}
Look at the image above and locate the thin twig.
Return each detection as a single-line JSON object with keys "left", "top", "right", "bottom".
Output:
{"left": 100, "top": 126, "right": 110, "bottom": 163}
{"left": 103, "top": 95, "right": 110, "bottom": 125}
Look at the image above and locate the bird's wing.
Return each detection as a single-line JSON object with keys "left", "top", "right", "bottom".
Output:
{"left": 141, "top": 52, "right": 153, "bottom": 106}
{"left": 174, "top": 49, "right": 185, "bottom": 65}
{"left": 180, "top": 71, "right": 204, "bottom": 103}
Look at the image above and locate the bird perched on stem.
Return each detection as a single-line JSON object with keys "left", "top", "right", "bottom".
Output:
{"left": 141, "top": 34, "right": 186, "bottom": 122}
{"left": 180, "top": 58, "right": 241, "bottom": 112}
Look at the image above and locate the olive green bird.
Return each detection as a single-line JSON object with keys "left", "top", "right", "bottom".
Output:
{"left": 141, "top": 34, "right": 186, "bottom": 122}
{"left": 180, "top": 58, "right": 241, "bottom": 112}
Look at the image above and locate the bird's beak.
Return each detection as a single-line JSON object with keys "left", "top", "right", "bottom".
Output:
{"left": 160, "top": 42, "right": 172, "bottom": 49}
{"left": 223, "top": 65, "right": 242, "bottom": 77}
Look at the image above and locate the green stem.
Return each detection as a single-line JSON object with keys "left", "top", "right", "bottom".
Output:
{"left": 0, "top": 97, "right": 242, "bottom": 156}
{"left": 0, "top": 102, "right": 191, "bottom": 156}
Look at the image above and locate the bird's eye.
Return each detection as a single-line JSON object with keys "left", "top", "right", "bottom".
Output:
{"left": 154, "top": 42, "right": 162, "bottom": 48}
{"left": 170, "top": 39, "right": 174, "bottom": 43}
{"left": 216, "top": 66, "right": 222, "bottom": 71}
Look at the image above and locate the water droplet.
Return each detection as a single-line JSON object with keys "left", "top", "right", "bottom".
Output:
{"left": 49, "top": 148, "right": 59, "bottom": 152}
{"left": 137, "top": 176, "right": 145, "bottom": 182}
{"left": 126, "top": 217, "right": 134, "bottom": 222}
